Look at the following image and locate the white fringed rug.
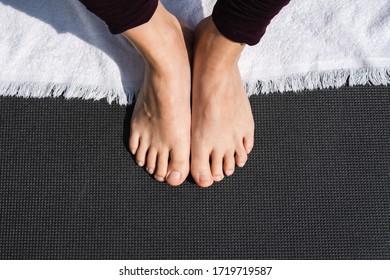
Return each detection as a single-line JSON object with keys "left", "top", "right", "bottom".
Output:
{"left": 0, "top": 0, "right": 389, "bottom": 105}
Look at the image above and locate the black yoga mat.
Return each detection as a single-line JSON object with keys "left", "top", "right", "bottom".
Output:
{"left": 0, "top": 85, "right": 388, "bottom": 259}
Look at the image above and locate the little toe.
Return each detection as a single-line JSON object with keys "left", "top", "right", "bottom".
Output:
{"left": 244, "top": 134, "right": 254, "bottom": 154}
{"left": 191, "top": 150, "right": 214, "bottom": 187}
{"left": 235, "top": 145, "right": 248, "bottom": 168}
{"left": 166, "top": 149, "right": 189, "bottom": 187}
{"left": 211, "top": 151, "right": 224, "bottom": 182}
{"left": 223, "top": 153, "right": 235, "bottom": 176}
{"left": 129, "top": 132, "right": 140, "bottom": 155}
{"left": 154, "top": 150, "right": 169, "bottom": 182}
{"left": 146, "top": 148, "right": 158, "bottom": 175}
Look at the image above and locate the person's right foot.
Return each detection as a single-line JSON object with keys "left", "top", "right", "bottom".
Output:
{"left": 191, "top": 17, "right": 255, "bottom": 188}
{"left": 123, "top": 2, "right": 192, "bottom": 186}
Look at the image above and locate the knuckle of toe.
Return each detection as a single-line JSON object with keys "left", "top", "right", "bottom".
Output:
{"left": 238, "top": 153, "right": 247, "bottom": 160}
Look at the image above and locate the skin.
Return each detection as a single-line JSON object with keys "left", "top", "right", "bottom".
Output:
{"left": 123, "top": 1, "right": 254, "bottom": 187}
{"left": 191, "top": 17, "right": 254, "bottom": 187}
{"left": 123, "top": 2, "right": 191, "bottom": 186}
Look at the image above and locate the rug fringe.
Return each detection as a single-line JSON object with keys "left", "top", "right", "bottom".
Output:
{"left": 1, "top": 67, "right": 389, "bottom": 106}
{"left": 0, "top": 81, "right": 134, "bottom": 105}
{"left": 245, "top": 66, "right": 390, "bottom": 96}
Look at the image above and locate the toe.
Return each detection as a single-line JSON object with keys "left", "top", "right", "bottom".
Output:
{"left": 146, "top": 148, "right": 158, "bottom": 175}
{"left": 166, "top": 148, "right": 189, "bottom": 187}
{"left": 154, "top": 150, "right": 169, "bottom": 182}
{"left": 129, "top": 132, "right": 140, "bottom": 155}
{"left": 135, "top": 138, "right": 149, "bottom": 167}
{"left": 223, "top": 152, "right": 235, "bottom": 176}
{"left": 211, "top": 151, "right": 224, "bottom": 182}
{"left": 243, "top": 134, "right": 254, "bottom": 154}
{"left": 235, "top": 144, "right": 248, "bottom": 168}
{"left": 191, "top": 148, "right": 213, "bottom": 187}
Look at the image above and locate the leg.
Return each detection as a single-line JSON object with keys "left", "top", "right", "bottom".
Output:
{"left": 80, "top": 0, "right": 193, "bottom": 186}
{"left": 191, "top": 0, "right": 290, "bottom": 187}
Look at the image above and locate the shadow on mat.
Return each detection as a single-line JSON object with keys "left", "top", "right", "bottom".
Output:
{"left": 3, "top": 0, "right": 203, "bottom": 186}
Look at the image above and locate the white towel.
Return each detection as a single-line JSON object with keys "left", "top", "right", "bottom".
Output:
{"left": 0, "top": 0, "right": 389, "bottom": 105}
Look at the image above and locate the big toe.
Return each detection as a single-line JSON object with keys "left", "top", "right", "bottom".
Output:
{"left": 191, "top": 149, "right": 214, "bottom": 188}
{"left": 166, "top": 149, "right": 190, "bottom": 187}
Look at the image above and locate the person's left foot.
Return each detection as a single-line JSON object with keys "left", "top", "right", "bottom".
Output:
{"left": 124, "top": 2, "right": 192, "bottom": 186}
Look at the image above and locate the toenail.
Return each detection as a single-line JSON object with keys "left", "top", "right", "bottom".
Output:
{"left": 168, "top": 171, "right": 181, "bottom": 180}
{"left": 147, "top": 168, "right": 154, "bottom": 174}
{"left": 226, "top": 170, "right": 234, "bottom": 176}
{"left": 214, "top": 175, "right": 223, "bottom": 181}
{"left": 238, "top": 162, "right": 245, "bottom": 167}
{"left": 199, "top": 174, "right": 211, "bottom": 182}
{"left": 137, "top": 161, "right": 144, "bottom": 166}
{"left": 154, "top": 175, "right": 165, "bottom": 182}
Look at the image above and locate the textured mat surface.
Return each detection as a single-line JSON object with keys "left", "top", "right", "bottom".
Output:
{"left": 0, "top": 85, "right": 389, "bottom": 259}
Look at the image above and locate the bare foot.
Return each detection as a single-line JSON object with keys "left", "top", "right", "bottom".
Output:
{"left": 123, "top": 2, "right": 192, "bottom": 186}
{"left": 191, "top": 17, "right": 255, "bottom": 187}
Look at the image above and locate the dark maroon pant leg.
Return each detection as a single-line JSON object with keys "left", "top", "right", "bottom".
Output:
{"left": 212, "top": 0, "right": 291, "bottom": 45}
{"left": 79, "top": 0, "right": 158, "bottom": 34}
{"left": 79, "top": 0, "right": 290, "bottom": 46}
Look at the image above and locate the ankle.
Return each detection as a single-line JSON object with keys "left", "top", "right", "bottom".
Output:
{"left": 122, "top": 2, "right": 187, "bottom": 68}
{"left": 195, "top": 17, "right": 245, "bottom": 69}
